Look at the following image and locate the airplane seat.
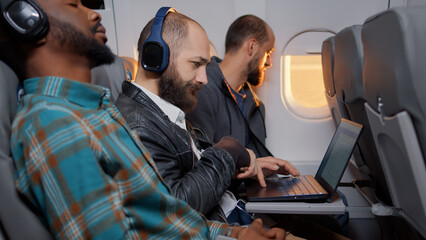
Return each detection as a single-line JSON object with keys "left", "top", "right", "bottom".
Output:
{"left": 321, "top": 36, "right": 371, "bottom": 180}
{"left": 362, "top": 6, "right": 426, "bottom": 239}
{"left": 334, "top": 25, "right": 392, "bottom": 206}
{"left": 91, "top": 55, "right": 138, "bottom": 102}
{"left": 321, "top": 36, "right": 350, "bottom": 127}
{"left": 0, "top": 60, "right": 53, "bottom": 239}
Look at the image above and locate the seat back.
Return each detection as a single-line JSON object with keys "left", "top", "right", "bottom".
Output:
{"left": 362, "top": 6, "right": 426, "bottom": 238}
{"left": 91, "top": 55, "right": 138, "bottom": 102}
{"left": 0, "top": 61, "right": 53, "bottom": 239}
{"left": 334, "top": 25, "right": 392, "bottom": 205}
{"left": 321, "top": 36, "right": 350, "bottom": 128}
{"left": 322, "top": 35, "right": 368, "bottom": 180}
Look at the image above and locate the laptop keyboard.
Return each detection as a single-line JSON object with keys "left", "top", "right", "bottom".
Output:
{"left": 266, "top": 175, "right": 326, "bottom": 196}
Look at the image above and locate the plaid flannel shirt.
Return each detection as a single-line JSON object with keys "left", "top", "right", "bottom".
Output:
{"left": 10, "top": 77, "right": 230, "bottom": 239}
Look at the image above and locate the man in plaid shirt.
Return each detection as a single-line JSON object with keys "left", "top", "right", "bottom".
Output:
{"left": 0, "top": 0, "right": 285, "bottom": 239}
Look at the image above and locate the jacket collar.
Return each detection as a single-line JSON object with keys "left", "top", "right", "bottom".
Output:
{"left": 208, "top": 56, "right": 260, "bottom": 108}
{"left": 121, "top": 80, "right": 213, "bottom": 148}
{"left": 121, "top": 80, "right": 172, "bottom": 121}
{"left": 131, "top": 82, "right": 186, "bottom": 129}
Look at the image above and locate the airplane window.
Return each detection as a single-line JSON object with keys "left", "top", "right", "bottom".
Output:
{"left": 285, "top": 55, "right": 325, "bottom": 108}
{"left": 281, "top": 30, "right": 335, "bottom": 119}
{"left": 82, "top": 0, "right": 105, "bottom": 9}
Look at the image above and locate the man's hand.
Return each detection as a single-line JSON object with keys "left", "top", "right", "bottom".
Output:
{"left": 231, "top": 218, "right": 286, "bottom": 240}
{"left": 257, "top": 156, "right": 300, "bottom": 178}
{"left": 235, "top": 149, "right": 266, "bottom": 187}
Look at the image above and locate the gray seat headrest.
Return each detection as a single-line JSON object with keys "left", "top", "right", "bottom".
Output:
{"left": 0, "top": 60, "right": 53, "bottom": 239}
{"left": 362, "top": 5, "right": 426, "bottom": 158}
{"left": 0, "top": 60, "right": 18, "bottom": 159}
{"left": 334, "top": 25, "right": 364, "bottom": 104}
{"left": 362, "top": 6, "right": 426, "bottom": 117}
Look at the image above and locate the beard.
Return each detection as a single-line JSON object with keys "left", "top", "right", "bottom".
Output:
{"left": 158, "top": 63, "right": 202, "bottom": 113}
{"left": 49, "top": 17, "right": 115, "bottom": 68}
{"left": 246, "top": 53, "right": 265, "bottom": 87}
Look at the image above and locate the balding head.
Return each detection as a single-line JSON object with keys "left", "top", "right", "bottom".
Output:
{"left": 136, "top": 10, "right": 210, "bottom": 113}
{"left": 137, "top": 12, "right": 205, "bottom": 67}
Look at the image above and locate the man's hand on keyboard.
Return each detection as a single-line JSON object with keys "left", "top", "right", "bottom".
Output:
{"left": 257, "top": 157, "right": 300, "bottom": 178}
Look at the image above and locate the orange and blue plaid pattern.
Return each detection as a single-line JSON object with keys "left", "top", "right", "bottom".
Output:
{"left": 10, "top": 77, "right": 230, "bottom": 239}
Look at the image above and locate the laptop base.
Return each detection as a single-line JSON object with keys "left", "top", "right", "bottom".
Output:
{"left": 245, "top": 176, "right": 329, "bottom": 203}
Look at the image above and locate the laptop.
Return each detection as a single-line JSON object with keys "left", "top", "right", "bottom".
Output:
{"left": 246, "top": 118, "right": 363, "bottom": 203}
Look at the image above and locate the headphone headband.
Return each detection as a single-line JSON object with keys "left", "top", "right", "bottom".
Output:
{"left": 141, "top": 7, "right": 177, "bottom": 72}
{"left": 153, "top": 7, "right": 176, "bottom": 25}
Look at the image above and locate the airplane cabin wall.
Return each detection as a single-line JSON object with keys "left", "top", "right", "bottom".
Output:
{"left": 100, "top": 0, "right": 413, "bottom": 172}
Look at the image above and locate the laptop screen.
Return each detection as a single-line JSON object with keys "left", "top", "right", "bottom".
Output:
{"left": 315, "top": 119, "right": 363, "bottom": 200}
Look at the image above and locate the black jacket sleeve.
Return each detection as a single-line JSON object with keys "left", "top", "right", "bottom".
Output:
{"left": 133, "top": 125, "right": 236, "bottom": 215}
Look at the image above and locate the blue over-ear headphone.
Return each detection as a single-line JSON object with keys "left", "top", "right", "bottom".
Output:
{"left": 141, "top": 7, "right": 177, "bottom": 72}
{"left": 0, "top": 0, "right": 49, "bottom": 42}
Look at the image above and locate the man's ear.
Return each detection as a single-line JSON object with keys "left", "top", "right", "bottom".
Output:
{"left": 247, "top": 38, "right": 257, "bottom": 57}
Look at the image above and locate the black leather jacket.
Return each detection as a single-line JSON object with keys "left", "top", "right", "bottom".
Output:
{"left": 115, "top": 81, "right": 236, "bottom": 222}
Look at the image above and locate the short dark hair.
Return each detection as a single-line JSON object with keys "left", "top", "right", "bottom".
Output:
{"left": 225, "top": 14, "right": 270, "bottom": 54}
{"left": 137, "top": 12, "right": 201, "bottom": 65}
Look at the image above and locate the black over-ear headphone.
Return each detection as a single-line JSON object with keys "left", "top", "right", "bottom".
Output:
{"left": 141, "top": 7, "right": 177, "bottom": 72}
{"left": 0, "top": 0, "right": 49, "bottom": 42}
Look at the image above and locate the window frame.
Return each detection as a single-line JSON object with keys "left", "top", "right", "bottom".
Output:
{"left": 280, "top": 29, "right": 336, "bottom": 120}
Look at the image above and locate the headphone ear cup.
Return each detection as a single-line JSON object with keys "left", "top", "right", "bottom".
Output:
{"left": 141, "top": 7, "right": 176, "bottom": 73}
{"left": 141, "top": 27, "right": 170, "bottom": 72}
{"left": 1, "top": 0, "right": 49, "bottom": 42}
